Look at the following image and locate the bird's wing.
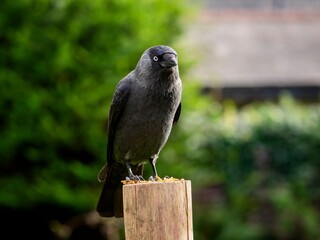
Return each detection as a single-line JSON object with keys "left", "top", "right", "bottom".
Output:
{"left": 107, "top": 77, "right": 132, "bottom": 165}
{"left": 97, "top": 77, "right": 132, "bottom": 182}
{"left": 173, "top": 102, "right": 181, "bottom": 125}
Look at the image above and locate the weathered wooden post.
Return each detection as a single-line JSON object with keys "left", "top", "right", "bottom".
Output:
{"left": 123, "top": 180, "right": 193, "bottom": 240}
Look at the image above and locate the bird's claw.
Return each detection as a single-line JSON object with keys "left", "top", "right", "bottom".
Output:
{"left": 125, "top": 175, "right": 144, "bottom": 182}
{"left": 122, "top": 175, "right": 183, "bottom": 185}
{"left": 122, "top": 175, "right": 145, "bottom": 185}
{"left": 148, "top": 176, "right": 162, "bottom": 181}
{"left": 137, "top": 175, "right": 145, "bottom": 181}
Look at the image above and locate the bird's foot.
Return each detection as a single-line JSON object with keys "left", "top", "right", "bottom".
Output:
{"left": 125, "top": 175, "right": 145, "bottom": 181}
{"left": 148, "top": 175, "right": 162, "bottom": 181}
{"left": 121, "top": 175, "right": 145, "bottom": 185}
{"left": 121, "top": 175, "right": 184, "bottom": 185}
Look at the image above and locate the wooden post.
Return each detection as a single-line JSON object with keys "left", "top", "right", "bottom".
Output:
{"left": 123, "top": 180, "right": 193, "bottom": 240}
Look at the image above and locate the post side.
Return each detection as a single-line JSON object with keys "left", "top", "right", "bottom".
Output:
{"left": 123, "top": 180, "right": 193, "bottom": 240}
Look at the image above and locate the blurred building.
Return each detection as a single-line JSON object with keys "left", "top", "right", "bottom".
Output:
{"left": 187, "top": 0, "right": 320, "bottom": 104}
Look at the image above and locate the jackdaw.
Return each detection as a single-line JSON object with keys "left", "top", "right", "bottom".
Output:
{"left": 96, "top": 45, "right": 182, "bottom": 218}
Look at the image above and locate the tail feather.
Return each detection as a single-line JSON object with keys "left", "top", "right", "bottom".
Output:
{"left": 97, "top": 164, "right": 108, "bottom": 182}
{"left": 96, "top": 163, "right": 144, "bottom": 218}
{"left": 96, "top": 163, "right": 125, "bottom": 217}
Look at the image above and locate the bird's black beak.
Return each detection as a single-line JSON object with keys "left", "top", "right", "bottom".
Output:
{"left": 160, "top": 53, "right": 177, "bottom": 68}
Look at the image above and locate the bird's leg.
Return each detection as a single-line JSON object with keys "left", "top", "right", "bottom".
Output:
{"left": 148, "top": 156, "right": 161, "bottom": 181}
{"left": 125, "top": 162, "right": 144, "bottom": 181}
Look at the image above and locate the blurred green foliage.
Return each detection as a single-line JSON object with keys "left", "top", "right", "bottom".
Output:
{"left": 0, "top": 0, "right": 188, "bottom": 211}
{"left": 160, "top": 90, "right": 320, "bottom": 240}
{"left": 1, "top": 0, "right": 320, "bottom": 239}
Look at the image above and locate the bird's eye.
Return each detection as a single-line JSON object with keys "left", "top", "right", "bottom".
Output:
{"left": 153, "top": 56, "right": 158, "bottom": 62}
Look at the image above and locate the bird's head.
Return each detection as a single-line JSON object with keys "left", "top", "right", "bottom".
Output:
{"left": 137, "top": 45, "right": 178, "bottom": 74}
{"left": 147, "top": 45, "right": 178, "bottom": 69}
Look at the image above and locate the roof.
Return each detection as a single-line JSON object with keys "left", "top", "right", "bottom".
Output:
{"left": 186, "top": 1, "right": 320, "bottom": 87}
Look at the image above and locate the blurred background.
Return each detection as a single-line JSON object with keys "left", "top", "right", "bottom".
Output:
{"left": 0, "top": 0, "right": 319, "bottom": 239}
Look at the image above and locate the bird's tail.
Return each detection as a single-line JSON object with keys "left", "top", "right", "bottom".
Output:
{"left": 96, "top": 163, "right": 126, "bottom": 218}
{"left": 96, "top": 162, "right": 144, "bottom": 218}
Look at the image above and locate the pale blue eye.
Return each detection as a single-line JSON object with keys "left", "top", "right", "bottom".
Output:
{"left": 153, "top": 56, "right": 158, "bottom": 61}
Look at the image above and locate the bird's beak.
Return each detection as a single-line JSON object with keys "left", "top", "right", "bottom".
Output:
{"left": 160, "top": 53, "right": 177, "bottom": 68}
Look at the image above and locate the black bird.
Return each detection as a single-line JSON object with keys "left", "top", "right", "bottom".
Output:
{"left": 96, "top": 45, "right": 182, "bottom": 217}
